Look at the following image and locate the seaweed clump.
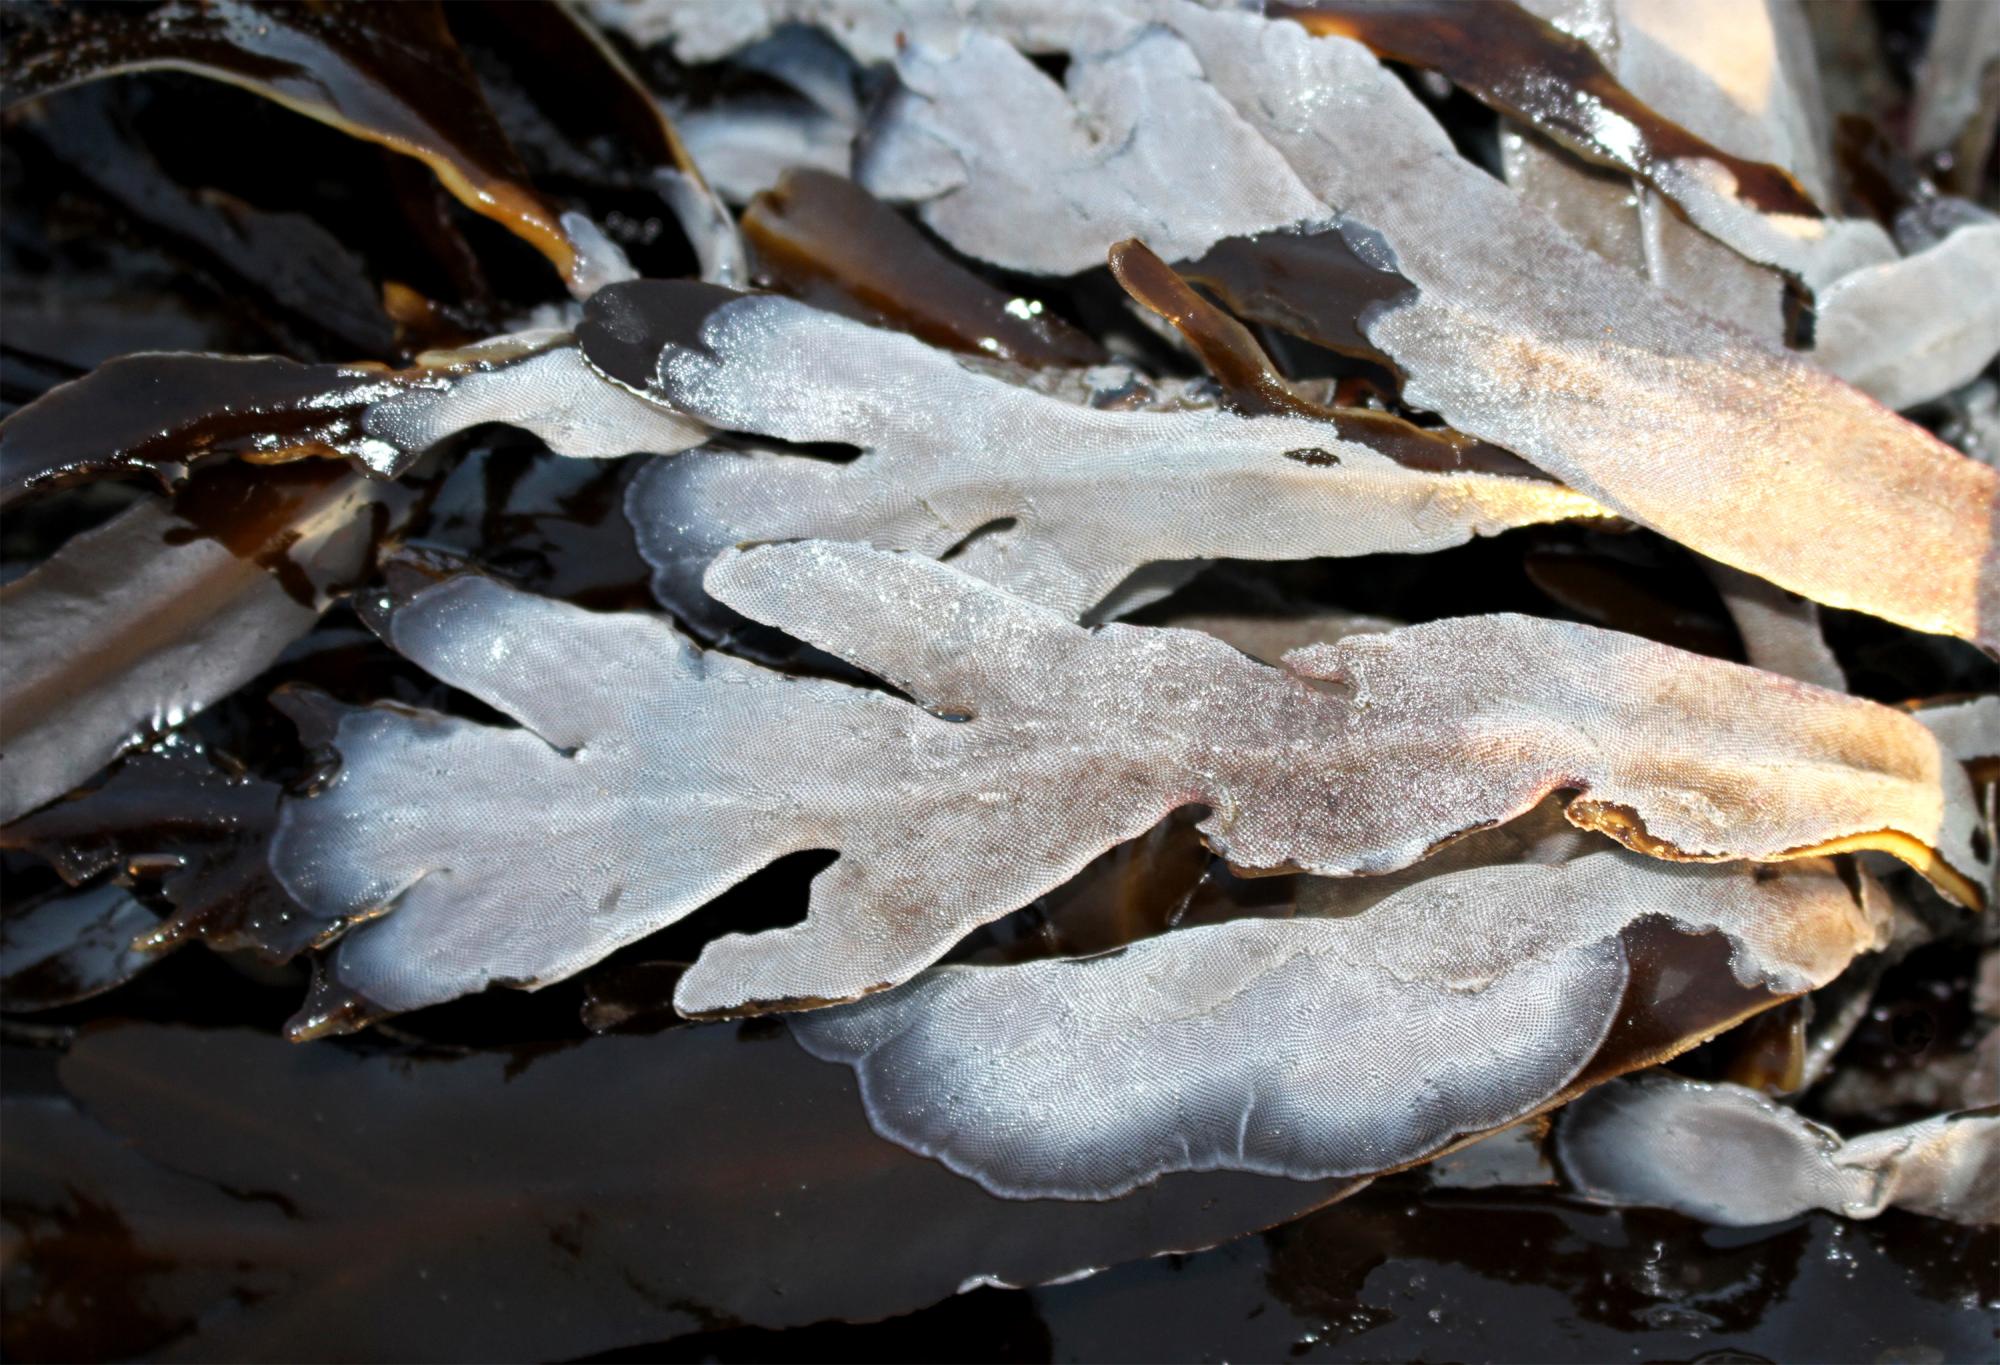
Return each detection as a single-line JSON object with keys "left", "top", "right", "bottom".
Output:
{"left": 2, "top": 2, "right": 1996, "bottom": 1360}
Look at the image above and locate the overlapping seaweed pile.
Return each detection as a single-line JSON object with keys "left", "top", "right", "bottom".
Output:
{"left": 2, "top": 2, "right": 1996, "bottom": 1359}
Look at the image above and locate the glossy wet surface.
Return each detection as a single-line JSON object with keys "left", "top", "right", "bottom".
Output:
{"left": 626, "top": 1188, "right": 1993, "bottom": 1364}
{"left": 8, "top": 1015, "right": 1991, "bottom": 1363}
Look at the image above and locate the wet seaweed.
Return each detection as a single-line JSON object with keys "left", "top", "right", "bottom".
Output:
{"left": 2, "top": 1, "right": 1995, "bottom": 1358}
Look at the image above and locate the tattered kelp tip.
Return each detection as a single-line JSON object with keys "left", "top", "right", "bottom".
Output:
{"left": 283, "top": 969, "right": 393, "bottom": 1042}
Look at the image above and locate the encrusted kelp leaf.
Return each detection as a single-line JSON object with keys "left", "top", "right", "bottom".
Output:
{"left": 1173, "top": 3, "right": 2000, "bottom": 651}
{"left": 588, "top": 0, "right": 1113, "bottom": 66}
{"left": 1493, "top": 0, "right": 1821, "bottom": 346}
{"left": 602, "top": 284, "right": 1607, "bottom": 623}
{"left": 273, "top": 565, "right": 924, "bottom": 1034}
{"left": 8, "top": 1024, "right": 1346, "bottom": 1362}
{"left": 1557, "top": 1073, "right": 1999, "bottom": 1225}
{"left": 347, "top": 339, "right": 707, "bottom": 472}
{"left": 0, "top": 0, "right": 627, "bottom": 294}
{"left": 683, "top": 103, "right": 850, "bottom": 209}
{"left": 0, "top": 336, "right": 705, "bottom": 498}
{"left": 8, "top": 3, "right": 2000, "bottom": 1336}
{"left": 744, "top": 169, "right": 1105, "bottom": 368}
{"left": 276, "top": 542, "right": 1987, "bottom": 1032}
{"left": 704, "top": 546, "right": 1990, "bottom": 917}
{"left": 0, "top": 882, "right": 168, "bottom": 1009}
{"left": 0, "top": 465, "right": 401, "bottom": 825}
{"left": 859, "top": 26, "right": 1327, "bottom": 273}
{"left": 791, "top": 851, "right": 1886, "bottom": 1198}
{"left": 1280, "top": 0, "right": 1825, "bottom": 215}
{"left": 1908, "top": 0, "right": 2000, "bottom": 198}
{"left": 849, "top": 3, "right": 2000, "bottom": 650}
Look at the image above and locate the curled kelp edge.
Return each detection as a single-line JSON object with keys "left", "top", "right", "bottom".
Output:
{"left": 1556, "top": 1072, "right": 1999, "bottom": 1226}
{"left": 790, "top": 849, "right": 1888, "bottom": 1199}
